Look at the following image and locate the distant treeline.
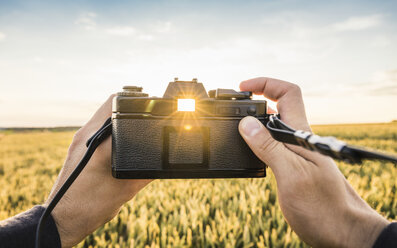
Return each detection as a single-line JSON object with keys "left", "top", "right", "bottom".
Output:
{"left": 1, "top": 120, "right": 396, "bottom": 133}
{"left": 0, "top": 127, "right": 80, "bottom": 133}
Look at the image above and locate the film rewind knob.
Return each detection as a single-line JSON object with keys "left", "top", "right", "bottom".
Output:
{"left": 118, "top": 86, "right": 149, "bottom": 97}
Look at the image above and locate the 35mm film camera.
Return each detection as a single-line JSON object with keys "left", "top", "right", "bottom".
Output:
{"left": 112, "top": 78, "right": 268, "bottom": 179}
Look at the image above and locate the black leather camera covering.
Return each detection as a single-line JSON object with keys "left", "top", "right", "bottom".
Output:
{"left": 112, "top": 118, "right": 266, "bottom": 178}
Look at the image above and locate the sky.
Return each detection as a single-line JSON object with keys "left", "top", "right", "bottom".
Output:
{"left": 0, "top": 0, "right": 396, "bottom": 127}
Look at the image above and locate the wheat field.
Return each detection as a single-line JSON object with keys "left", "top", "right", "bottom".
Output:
{"left": 0, "top": 122, "right": 396, "bottom": 247}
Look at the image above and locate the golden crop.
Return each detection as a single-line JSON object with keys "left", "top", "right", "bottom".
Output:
{"left": 0, "top": 123, "right": 396, "bottom": 247}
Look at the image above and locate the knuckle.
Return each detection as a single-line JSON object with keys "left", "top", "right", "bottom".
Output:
{"left": 68, "top": 128, "right": 88, "bottom": 152}
{"left": 256, "top": 137, "right": 279, "bottom": 162}
{"left": 73, "top": 128, "right": 86, "bottom": 143}
{"left": 257, "top": 135, "right": 273, "bottom": 151}
{"left": 258, "top": 137, "right": 276, "bottom": 153}
{"left": 288, "top": 83, "right": 302, "bottom": 94}
{"left": 107, "top": 94, "right": 117, "bottom": 104}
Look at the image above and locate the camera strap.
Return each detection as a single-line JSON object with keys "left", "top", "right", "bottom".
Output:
{"left": 35, "top": 117, "right": 112, "bottom": 248}
{"left": 265, "top": 115, "right": 397, "bottom": 164}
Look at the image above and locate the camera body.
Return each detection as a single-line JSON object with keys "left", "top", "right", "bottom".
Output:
{"left": 112, "top": 78, "right": 268, "bottom": 179}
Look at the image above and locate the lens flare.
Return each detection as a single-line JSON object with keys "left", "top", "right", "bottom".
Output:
{"left": 184, "top": 125, "right": 192, "bottom": 130}
{"left": 177, "top": 99, "right": 195, "bottom": 111}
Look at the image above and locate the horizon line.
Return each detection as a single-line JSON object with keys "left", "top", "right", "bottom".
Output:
{"left": 1, "top": 120, "right": 396, "bottom": 130}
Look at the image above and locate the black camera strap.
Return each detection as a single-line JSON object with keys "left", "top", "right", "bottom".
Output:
{"left": 266, "top": 115, "right": 397, "bottom": 164}
{"left": 35, "top": 115, "right": 396, "bottom": 248}
{"left": 35, "top": 118, "right": 112, "bottom": 248}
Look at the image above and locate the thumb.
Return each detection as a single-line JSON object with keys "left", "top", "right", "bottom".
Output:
{"left": 239, "top": 116, "right": 295, "bottom": 177}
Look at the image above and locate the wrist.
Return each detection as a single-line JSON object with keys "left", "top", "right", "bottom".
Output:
{"left": 344, "top": 206, "right": 390, "bottom": 248}
{"left": 48, "top": 201, "right": 89, "bottom": 248}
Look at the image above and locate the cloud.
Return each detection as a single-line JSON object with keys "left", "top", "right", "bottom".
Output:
{"left": 104, "top": 26, "right": 155, "bottom": 40}
{"left": 138, "top": 34, "right": 154, "bottom": 41}
{"left": 0, "top": 32, "right": 5, "bottom": 41}
{"left": 75, "top": 12, "right": 97, "bottom": 30}
{"left": 331, "top": 14, "right": 382, "bottom": 31}
{"left": 367, "top": 69, "right": 397, "bottom": 96}
{"left": 104, "top": 21, "right": 172, "bottom": 39}
{"left": 155, "top": 21, "right": 172, "bottom": 33}
{"left": 371, "top": 85, "right": 397, "bottom": 95}
{"left": 105, "top": 26, "right": 136, "bottom": 36}
{"left": 302, "top": 70, "right": 397, "bottom": 97}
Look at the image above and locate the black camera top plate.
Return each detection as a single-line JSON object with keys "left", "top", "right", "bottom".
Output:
{"left": 113, "top": 78, "right": 267, "bottom": 118}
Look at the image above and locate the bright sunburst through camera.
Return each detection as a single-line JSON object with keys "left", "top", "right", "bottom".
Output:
{"left": 177, "top": 99, "right": 195, "bottom": 111}
{"left": 184, "top": 124, "right": 192, "bottom": 130}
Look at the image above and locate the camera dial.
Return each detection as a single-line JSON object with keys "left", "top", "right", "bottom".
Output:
{"left": 118, "top": 86, "right": 149, "bottom": 97}
{"left": 208, "top": 89, "right": 252, "bottom": 100}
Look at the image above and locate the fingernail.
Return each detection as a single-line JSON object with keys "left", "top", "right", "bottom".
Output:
{"left": 241, "top": 117, "right": 261, "bottom": 137}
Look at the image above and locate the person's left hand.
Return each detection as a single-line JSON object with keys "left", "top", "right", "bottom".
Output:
{"left": 46, "top": 95, "right": 152, "bottom": 248}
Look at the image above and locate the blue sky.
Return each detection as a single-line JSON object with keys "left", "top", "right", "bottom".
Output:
{"left": 0, "top": 0, "right": 396, "bottom": 126}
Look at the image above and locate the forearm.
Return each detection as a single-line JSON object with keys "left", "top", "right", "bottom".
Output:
{"left": 0, "top": 206, "right": 61, "bottom": 248}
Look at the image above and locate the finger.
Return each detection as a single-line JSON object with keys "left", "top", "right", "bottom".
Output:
{"left": 268, "top": 106, "right": 277, "bottom": 114}
{"left": 79, "top": 94, "right": 115, "bottom": 137}
{"left": 239, "top": 116, "right": 308, "bottom": 177}
{"left": 240, "top": 77, "right": 310, "bottom": 132}
{"left": 240, "top": 77, "right": 329, "bottom": 164}
{"left": 70, "top": 94, "right": 115, "bottom": 156}
{"left": 86, "top": 94, "right": 115, "bottom": 126}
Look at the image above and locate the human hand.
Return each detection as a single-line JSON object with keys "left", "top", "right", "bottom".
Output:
{"left": 238, "top": 77, "right": 389, "bottom": 248}
{"left": 46, "top": 95, "right": 152, "bottom": 247}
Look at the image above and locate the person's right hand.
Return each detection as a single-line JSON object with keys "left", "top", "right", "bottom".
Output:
{"left": 238, "top": 77, "right": 390, "bottom": 248}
